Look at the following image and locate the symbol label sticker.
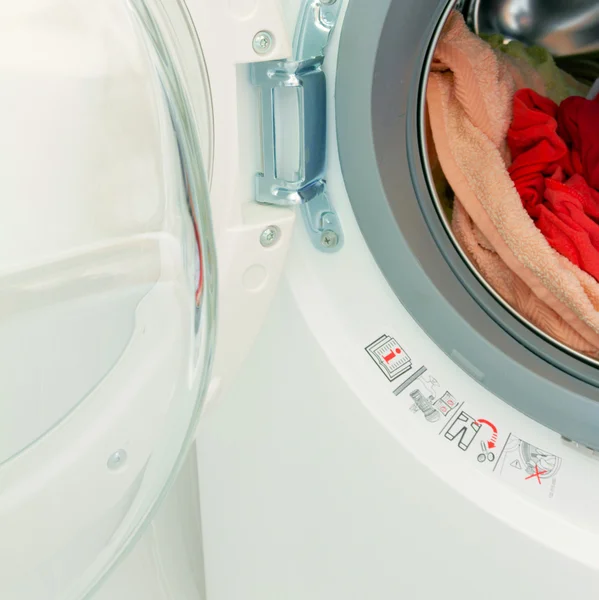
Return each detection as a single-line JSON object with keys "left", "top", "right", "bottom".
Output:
{"left": 366, "top": 335, "right": 412, "bottom": 381}
{"left": 444, "top": 410, "right": 481, "bottom": 451}
{"left": 525, "top": 465, "right": 547, "bottom": 484}
{"left": 495, "top": 434, "right": 561, "bottom": 498}
{"left": 395, "top": 366, "right": 459, "bottom": 424}
{"left": 475, "top": 419, "right": 498, "bottom": 449}
{"left": 476, "top": 441, "right": 495, "bottom": 464}
{"left": 437, "top": 392, "right": 457, "bottom": 416}
{"left": 409, "top": 389, "right": 440, "bottom": 422}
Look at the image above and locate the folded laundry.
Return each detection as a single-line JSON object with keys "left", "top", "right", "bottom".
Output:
{"left": 508, "top": 89, "right": 599, "bottom": 282}
{"left": 507, "top": 89, "right": 566, "bottom": 218}
{"left": 540, "top": 175, "right": 599, "bottom": 279}
{"left": 558, "top": 95, "right": 599, "bottom": 189}
{"left": 426, "top": 11, "right": 599, "bottom": 355}
{"left": 430, "top": 31, "right": 590, "bottom": 223}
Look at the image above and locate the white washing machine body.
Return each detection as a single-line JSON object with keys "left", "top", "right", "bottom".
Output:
{"left": 190, "top": 1, "right": 599, "bottom": 599}
{"left": 4, "top": 0, "right": 599, "bottom": 598}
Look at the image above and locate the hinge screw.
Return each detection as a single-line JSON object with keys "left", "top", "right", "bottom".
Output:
{"left": 260, "top": 226, "right": 281, "bottom": 247}
{"left": 320, "top": 230, "right": 339, "bottom": 248}
{"left": 253, "top": 31, "right": 274, "bottom": 55}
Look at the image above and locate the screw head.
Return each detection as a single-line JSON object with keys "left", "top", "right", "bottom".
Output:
{"left": 320, "top": 229, "right": 339, "bottom": 248}
{"left": 107, "top": 449, "right": 128, "bottom": 471}
{"left": 260, "top": 226, "right": 281, "bottom": 247}
{"left": 253, "top": 31, "right": 274, "bottom": 55}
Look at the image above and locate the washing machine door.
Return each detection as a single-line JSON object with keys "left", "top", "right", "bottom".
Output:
{"left": 0, "top": 2, "right": 218, "bottom": 598}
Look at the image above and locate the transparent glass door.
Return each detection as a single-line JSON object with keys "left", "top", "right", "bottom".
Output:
{"left": 0, "top": 1, "right": 216, "bottom": 598}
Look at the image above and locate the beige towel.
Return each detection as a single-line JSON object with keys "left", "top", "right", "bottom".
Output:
{"left": 427, "top": 11, "right": 599, "bottom": 355}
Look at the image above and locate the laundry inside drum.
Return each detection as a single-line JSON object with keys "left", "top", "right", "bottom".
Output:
{"left": 420, "top": 0, "right": 599, "bottom": 365}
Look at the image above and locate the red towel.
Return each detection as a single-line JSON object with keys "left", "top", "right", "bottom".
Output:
{"left": 508, "top": 89, "right": 599, "bottom": 281}
{"left": 557, "top": 96, "right": 599, "bottom": 189}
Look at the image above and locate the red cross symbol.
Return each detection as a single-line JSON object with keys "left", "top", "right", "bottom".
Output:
{"left": 525, "top": 464, "right": 547, "bottom": 484}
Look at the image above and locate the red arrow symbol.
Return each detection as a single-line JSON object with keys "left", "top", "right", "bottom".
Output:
{"left": 476, "top": 419, "right": 497, "bottom": 433}
{"left": 476, "top": 419, "right": 498, "bottom": 448}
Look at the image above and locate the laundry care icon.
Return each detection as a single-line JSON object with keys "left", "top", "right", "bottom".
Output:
{"left": 366, "top": 335, "right": 413, "bottom": 381}
{"left": 409, "top": 389, "right": 440, "bottom": 422}
{"left": 444, "top": 410, "right": 481, "bottom": 451}
{"left": 496, "top": 434, "right": 562, "bottom": 486}
{"left": 436, "top": 392, "right": 457, "bottom": 416}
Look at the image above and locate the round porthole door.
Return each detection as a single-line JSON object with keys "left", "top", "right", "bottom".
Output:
{"left": 0, "top": 2, "right": 216, "bottom": 598}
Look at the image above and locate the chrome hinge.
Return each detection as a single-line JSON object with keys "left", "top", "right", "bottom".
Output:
{"left": 250, "top": 0, "right": 344, "bottom": 253}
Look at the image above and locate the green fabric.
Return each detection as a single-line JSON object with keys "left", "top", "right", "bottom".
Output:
{"left": 481, "top": 33, "right": 589, "bottom": 103}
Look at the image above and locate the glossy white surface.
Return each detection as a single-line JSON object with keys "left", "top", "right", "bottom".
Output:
{"left": 11, "top": 0, "right": 599, "bottom": 596}
{"left": 0, "top": 0, "right": 168, "bottom": 459}
{"left": 196, "top": 1, "right": 599, "bottom": 597}
{"left": 0, "top": 1, "right": 213, "bottom": 596}
{"left": 94, "top": 450, "right": 206, "bottom": 600}
{"left": 197, "top": 236, "right": 599, "bottom": 599}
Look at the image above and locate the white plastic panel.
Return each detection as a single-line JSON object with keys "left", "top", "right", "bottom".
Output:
{"left": 198, "top": 4, "right": 599, "bottom": 596}
{"left": 186, "top": 0, "right": 297, "bottom": 407}
{"left": 93, "top": 450, "right": 206, "bottom": 600}
{"left": 197, "top": 10, "right": 599, "bottom": 594}
{"left": 194, "top": 0, "right": 291, "bottom": 65}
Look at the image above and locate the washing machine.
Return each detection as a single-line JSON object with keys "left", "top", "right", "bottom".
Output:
{"left": 6, "top": 0, "right": 599, "bottom": 598}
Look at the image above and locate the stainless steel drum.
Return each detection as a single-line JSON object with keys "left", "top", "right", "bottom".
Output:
{"left": 467, "top": 0, "right": 599, "bottom": 56}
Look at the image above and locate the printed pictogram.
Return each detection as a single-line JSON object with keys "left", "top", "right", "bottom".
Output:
{"left": 525, "top": 464, "right": 547, "bottom": 484}
{"left": 366, "top": 335, "right": 412, "bottom": 381}
{"left": 409, "top": 389, "right": 440, "bottom": 423}
{"left": 495, "top": 433, "right": 562, "bottom": 498}
{"left": 444, "top": 410, "right": 481, "bottom": 451}
{"left": 477, "top": 441, "right": 495, "bottom": 463}
{"left": 395, "top": 367, "right": 459, "bottom": 425}
{"left": 476, "top": 419, "right": 498, "bottom": 449}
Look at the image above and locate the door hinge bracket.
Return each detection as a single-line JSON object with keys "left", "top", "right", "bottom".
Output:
{"left": 250, "top": 0, "right": 344, "bottom": 253}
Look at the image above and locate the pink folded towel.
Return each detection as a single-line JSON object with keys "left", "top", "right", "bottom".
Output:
{"left": 426, "top": 11, "right": 599, "bottom": 356}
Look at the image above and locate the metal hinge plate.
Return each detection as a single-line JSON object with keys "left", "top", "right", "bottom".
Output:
{"left": 250, "top": 0, "right": 344, "bottom": 253}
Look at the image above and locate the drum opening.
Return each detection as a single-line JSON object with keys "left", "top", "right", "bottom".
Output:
{"left": 419, "top": 0, "right": 599, "bottom": 367}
